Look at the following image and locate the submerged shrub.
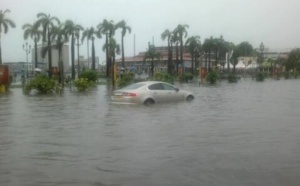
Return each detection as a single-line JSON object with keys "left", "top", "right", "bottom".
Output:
{"left": 206, "top": 70, "right": 219, "bottom": 84}
{"left": 118, "top": 72, "right": 135, "bottom": 88}
{"left": 79, "top": 70, "right": 98, "bottom": 82}
{"left": 74, "top": 78, "right": 94, "bottom": 92}
{"left": 228, "top": 73, "right": 238, "bottom": 83}
{"left": 256, "top": 72, "right": 265, "bottom": 81}
{"left": 153, "top": 72, "right": 174, "bottom": 84}
{"left": 25, "top": 74, "right": 55, "bottom": 94}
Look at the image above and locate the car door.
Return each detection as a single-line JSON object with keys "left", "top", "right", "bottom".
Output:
{"left": 161, "top": 83, "right": 183, "bottom": 102}
{"left": 148, "top": 83, "right": 168, "bottom": 103}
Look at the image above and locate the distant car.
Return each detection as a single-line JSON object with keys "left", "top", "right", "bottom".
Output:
{"left": 111, "top": 81, "right": 194, "bottom": 105}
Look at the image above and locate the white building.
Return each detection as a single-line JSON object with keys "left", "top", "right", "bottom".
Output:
{"left": 76, "top": 56, "right": 99, "bottom": 70}
{"left": 32, "top": 44, "right": 70, "bottom": 72}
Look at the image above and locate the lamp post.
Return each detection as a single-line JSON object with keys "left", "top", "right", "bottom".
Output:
{"left": 23, "top": 42, "right": 31, "bottom": 79}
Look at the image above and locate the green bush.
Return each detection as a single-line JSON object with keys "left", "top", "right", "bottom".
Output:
{"left": 74, "top": 78, "right": 94, "bottom": 92}
{"left": 25, "top": 74, "right": 56, "bottom": 94}
{"left": 178, "top": 72, "right": 193, "bottom": 82}
{"left": 227, "top": 73, "right": 238, "bottom": 83}
{"left": 206, "top": 70, "right": 219, "bottom": 84}
{"left": 118, "top": 72, "right": 135, "bottom": 87}
{"left": 256, "top": 72, "right": 265, "bottom": 81}
{"left": 79, "top": 70, "right": 98, "bottom": 82}
{"left": 153, "top": 72, "right": 174, "bottom": 84}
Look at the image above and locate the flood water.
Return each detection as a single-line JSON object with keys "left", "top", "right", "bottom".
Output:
{"left": 1, "top": 79, "right": 300, "bottom": 186}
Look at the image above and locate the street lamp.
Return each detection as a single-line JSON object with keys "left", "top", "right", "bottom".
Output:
{"left": 23, "top": 42, "right": 31, "bottom": 79}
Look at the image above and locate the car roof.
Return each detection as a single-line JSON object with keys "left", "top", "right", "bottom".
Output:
{"left": 136, "top": 81, "right": 168, "bottom": 85}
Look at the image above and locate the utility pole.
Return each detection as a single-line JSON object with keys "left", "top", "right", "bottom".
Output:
{"left": 23, "top": 42, "right": 31, "bottom": 80}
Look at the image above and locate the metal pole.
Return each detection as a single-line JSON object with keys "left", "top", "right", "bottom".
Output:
{"left": 23, "top": 42, "right": 31, "bottom": 80}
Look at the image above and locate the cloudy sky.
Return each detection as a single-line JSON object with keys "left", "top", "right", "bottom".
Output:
{"left": 1, "top": 0, "right": 300, "bottom": 64}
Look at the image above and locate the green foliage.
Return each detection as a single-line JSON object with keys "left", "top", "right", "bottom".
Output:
{"left": 206, "top": 70, "right": 219, "bottom": 84}
{"left": 227, "top": 73, "right": 238, "bottom": 83}
{"left": 178, "top": 72, "right": 193, "bottom": 82}
{"left": 153, "top": 72, "right": 174, "bottom": 84}
{"left": 256, "top": 72, "right": 265, "bottom": 81}
{"left": 79, "top": 70, "right": 98, "bottom": 82}
{"left": 74, "top": 78, "right": 94, "bottom": 92}
{"left": 25, "top": 74, "right": 56, "bottom": 94}
{"left": 118, "top": 72, "right": 135, "bottom": 87}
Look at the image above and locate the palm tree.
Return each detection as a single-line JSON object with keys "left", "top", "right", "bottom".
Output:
{"left": 171, "top": 32, "right": 180, "bottom": 74}
{"left": 22, "top": 22, "right": 42, "bottom": 68}
{"left": 81, "top": 27, "right": 98, "bottom": 70}
{"left": 50, "top": 23, "right": 69, "bottom": 85}
{"left": 102, "top": 37, "right": 120, "bottom": 87}
{"left": 75, "top": 30, "right": 81, "bottom": 74}
{"left": 173, "top": 24, "right": 189, "bottom": 72}
{"left": 64, "top": 20, "right": 83, "bottom": 79}
{"left": 35, "top": 13, "right": 60, "bottom": 77}
{"left": 202, "top": 37, "right": 214, "bottom": 70}
{"left": 185, "top": 36, "right": 201, "bottom": 74}
{"left": 144, "top": 45, "right": 161, "bottom": 78}
{"left": 115, "top": 20, "right": 131, "bottom": 68}
{"left": 161, "top": 29, "right": 173, "bottom": 74}
{"left": 0, "top": 9, "right": 16, "bottom": 64}
{"left": 97, "top": 19, "right": 116, "bottom": 77}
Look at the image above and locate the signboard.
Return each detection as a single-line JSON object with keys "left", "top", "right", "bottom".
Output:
{"left": 0, "top": 65, "right": 9, "bottom": 85}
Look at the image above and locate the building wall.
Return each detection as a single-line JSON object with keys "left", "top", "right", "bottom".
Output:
{"left": 32, "top": 44, "right": 70, "bottom": 72}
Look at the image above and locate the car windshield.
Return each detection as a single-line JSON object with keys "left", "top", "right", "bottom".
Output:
{"left": 120, "top": 83, "right": 145, "bottom": 90}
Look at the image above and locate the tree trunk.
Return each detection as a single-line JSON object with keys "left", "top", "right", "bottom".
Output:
{"left": 121, "top": 35, "right": 125, "bottom": 68}
{"left": 77, "top": 37, "right": 80, "bottom": 76}
{"left": 91, "top": 38, "right": 95, "bottom": 70}
{"left": 105, "top": 33, "right": 109, "bottom": 77}
{"left": 48, "top": 30, "right": 52, "bottom": 77}
{"left": 176, "top": 43, "right": 179, "bottom": 75}
{"left": 58, "top": 47, "right": 64, "bottom": 86}
{"left": 180, "top": 37, "right": 184, "bottom": 74}
{"left": 151, "top": 60, "right": 154, "bottom": 78}
{"left": 71, "top": 33, "right": 75, "bottom": 79}
{"left": 34, "top": 37, "right": 38, "bottom": 68}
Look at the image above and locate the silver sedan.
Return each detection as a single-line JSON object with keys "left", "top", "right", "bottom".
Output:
{"left": 111, "top": 81, "right": 194, "bottom": 105}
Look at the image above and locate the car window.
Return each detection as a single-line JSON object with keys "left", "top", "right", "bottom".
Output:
{"left": 148, "top": 83, "right": 164, "bottom": 90}
{"left": 162, "top": 83, "right": 177, "bottom": 90}
{"left": 121, "top": 83, "right": 145, "bottom": 90}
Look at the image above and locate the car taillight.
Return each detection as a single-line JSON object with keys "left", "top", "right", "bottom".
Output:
{"left": 124, "top": 92, "right": 137, "bottom": 97}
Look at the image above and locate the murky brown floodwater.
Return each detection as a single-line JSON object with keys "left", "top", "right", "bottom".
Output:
{"left": 1, "top": 79, "right": 300, "bottom": 186}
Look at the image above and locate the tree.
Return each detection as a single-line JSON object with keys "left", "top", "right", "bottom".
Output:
{"left": 50, "top": 23, "right": 69, "bottom": 85}
{"left": 144, "top": 45, "right": 161, "bottom": 78}
{"left": 81, "top": 27, "right": 99, "bottom": 70}
{"left": 35, "top": 13, "right": 60, "bottom": 77}
{"left": 173, "top": 24, "right": 189, "bottom": 72}
{"left": 202, "top": 37, "right": 214, "bottom": 70}
{"left": 232, "top": 41, "right": 254, "bottom": 73}
{"left": 115, "top": 20, "right": 131, "bottom": 68}
{"left": 22, "top": 22, "right": 42, "bottom": 68}
{"left": 185, "top": 36, "right": 201, "bottom": 74}
{"left": 286, "top": 48, "right": 300, "bottom": 73}
{"left": 97, "top": 19, "right": 116, "bottom": 77}
{"left": 161, "top": 29, "right": 173, "bottom": 74}
{"left": 171, "top": 32, "right": 180, "bottom": 74}
{"left": 0, "top": 9, "right": 16, "bottom": 64}
{"left": 64, "top": 20, "right": 83, "bottom": 79}
{"left": 102, "top": 37, "right": 120, "bottom": 87}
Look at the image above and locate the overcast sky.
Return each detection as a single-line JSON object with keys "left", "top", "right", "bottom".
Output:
{"left": 1, "top": 0, "right": 300, "bottom": 64}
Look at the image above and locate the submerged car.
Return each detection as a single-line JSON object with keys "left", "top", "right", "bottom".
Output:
{"left": 111, "top": 81, "right": 194, "bottom": 105}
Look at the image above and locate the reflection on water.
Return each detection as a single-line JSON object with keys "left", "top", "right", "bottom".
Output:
{"left": 1, "top": 79, "right": 300, "bottom": 186}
